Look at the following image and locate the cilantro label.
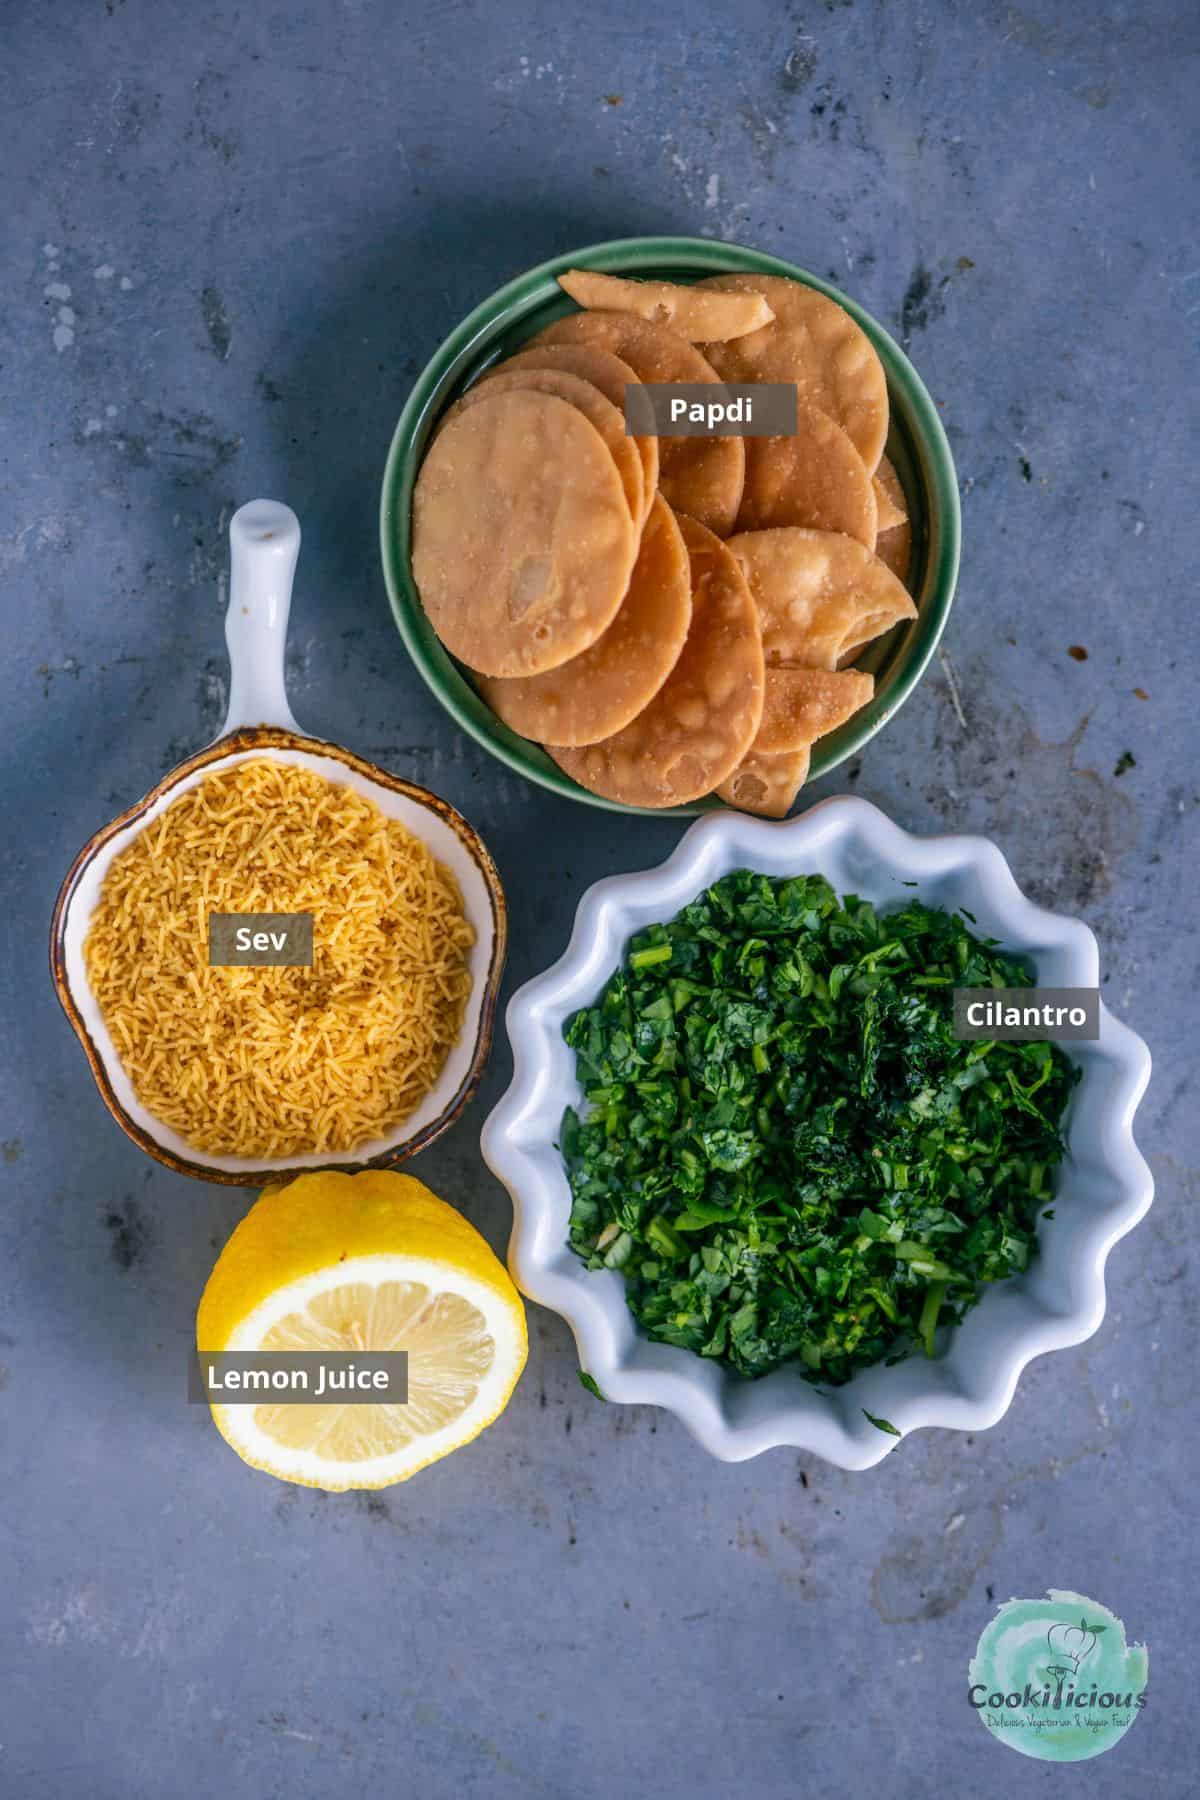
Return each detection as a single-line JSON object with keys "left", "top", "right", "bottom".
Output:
{"left": 953, "top": 986, "right": 1099, "bottom": 1041}
{"left": 968, "top": 1591, "right": 1148, "bottom": 1761}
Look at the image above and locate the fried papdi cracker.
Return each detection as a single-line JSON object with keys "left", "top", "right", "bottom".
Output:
{"left": 716, "top": 746, "right": 811, "bottom": 817}
{"left": 874, "top": 517, "right": 913, "bottom": 589}
{"left": 873, "top": 481, "right": 907, "bottom": 533}
{"left": 872, "top": 453, "right": 913, "bottom": 588}
{"left": 412, "top": 388, "right": 635, "bottom": 678}
{"left": 497, "top": 342, "right": 659, "bottom": 524}
{"left": 557, "top": 268, "right": 773, "bottom": 341}
{"left": 547, "top": 512, "right": 763, "bottom": 807}
{"left": 532, "top": 312, "right": 745, "bottom": 536}
{"left": 873, "top": 454, "right": 908, "bottom": 532}
{"left": 735, "top": 401, "right": 877, "bottom": 547}
{"left": 477, "top": 496, "right": 690, "bottom": 747}
{"left": 728, "top": 527, "right": 917, "bottom": 672}
{"left": 754, "top": 666, "right": 874, "bottom": 753}
{"left": 461, "top": 365, "right": 642, "bottom": 526}
{"left": 699, "top": 273, "right": 889, "bottom": 472}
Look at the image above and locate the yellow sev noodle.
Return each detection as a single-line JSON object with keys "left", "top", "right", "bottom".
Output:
{"left": 84, "top": 759, "right": 475, "bottom": 1158}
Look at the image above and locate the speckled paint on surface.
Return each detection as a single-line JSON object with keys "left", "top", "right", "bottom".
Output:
{"left": 1, "top": 2, "right": 1196, "bottom": 1795}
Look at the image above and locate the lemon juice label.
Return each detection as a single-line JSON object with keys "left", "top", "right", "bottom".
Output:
{"left": 190, "top": 1351, "right": 408, "bottom": 1403}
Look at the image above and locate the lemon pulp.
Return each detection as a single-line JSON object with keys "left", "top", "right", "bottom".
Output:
{"left": 255, "top": 1278, "right": 494, "bottom": 1458}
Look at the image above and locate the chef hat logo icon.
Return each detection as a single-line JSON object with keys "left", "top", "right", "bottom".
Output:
{"left": 1046, "top": 1616, "right": 1106, "bottom": 1677}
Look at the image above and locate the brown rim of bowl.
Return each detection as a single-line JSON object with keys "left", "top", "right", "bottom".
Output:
{"left": 50, "top": 726, "right": 508, "bottom": 1186}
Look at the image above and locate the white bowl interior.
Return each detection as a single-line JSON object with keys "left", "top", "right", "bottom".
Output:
{"left": 63, "top": 744, "right": 498, "bottom": 1175}
{"left": 482, "top": 797, "right": 1152, "bottom": 1469}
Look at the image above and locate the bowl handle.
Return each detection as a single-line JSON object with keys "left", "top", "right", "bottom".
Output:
{"left": 220, "top": 499, "right": 303, "bottom": 736}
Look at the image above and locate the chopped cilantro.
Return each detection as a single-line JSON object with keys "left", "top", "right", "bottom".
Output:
{"left": 561, "top": 871, "right": 1076, "bottom": 1385}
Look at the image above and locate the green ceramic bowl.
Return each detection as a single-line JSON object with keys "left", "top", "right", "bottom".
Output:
{"left": 380, "top": 237, "right": 960, "bottom": 816}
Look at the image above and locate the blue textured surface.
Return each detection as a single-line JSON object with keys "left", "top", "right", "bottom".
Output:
{"left": 2, "top": 2, "right": 1196, "bottom": 1794}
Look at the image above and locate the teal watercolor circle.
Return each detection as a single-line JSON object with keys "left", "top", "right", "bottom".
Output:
{"left": 968, "top": 1590, "right": 1149, "bottom": 1762}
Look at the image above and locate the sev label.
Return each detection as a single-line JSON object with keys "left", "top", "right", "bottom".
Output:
{"left": 208, "top": 912, "right": 313, "bottom": 966}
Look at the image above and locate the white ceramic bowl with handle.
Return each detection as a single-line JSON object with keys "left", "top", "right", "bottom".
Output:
{"left": 480, "top": 799, "right": 1152, "bottom": 1469}
{"left": 53, "top": 501, "right": 507, "bottom": 1185}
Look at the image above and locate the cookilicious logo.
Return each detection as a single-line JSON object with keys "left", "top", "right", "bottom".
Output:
{"left": 968, "top": 1590, "right": 1148, "bottom": 1762}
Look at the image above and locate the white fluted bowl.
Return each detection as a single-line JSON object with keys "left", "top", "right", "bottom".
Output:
{"left": 481, "top": 798, "right": 1152, "bottom": 1469}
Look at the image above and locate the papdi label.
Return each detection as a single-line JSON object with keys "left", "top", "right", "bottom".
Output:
{"left": 208, "top": 911, "right": 313, "bottom": 966}
{"left": 952, "top": 987, "right": 1100, "bottom": 1041}
{"left": 190, "top": 1351, "right": 408, "bottom": 1404}
{"left": 968, "top": 1591, "right": 1148, "bottom": 1761}
{"left": 624, "top": 382, "right": 797, "bottom": 437}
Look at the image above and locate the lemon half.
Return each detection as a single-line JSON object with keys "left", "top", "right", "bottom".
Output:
{"left": 197, "top": 1171, "right": 527, "bottom": 1490}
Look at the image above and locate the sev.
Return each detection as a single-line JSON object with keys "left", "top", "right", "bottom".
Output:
{"left": 84, "top": 759, "right": 475, "bottom": 1157}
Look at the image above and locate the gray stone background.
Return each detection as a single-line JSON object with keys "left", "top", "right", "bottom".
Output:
{"left": 2, "top": 1, "right": 1195, "bottom": 1794}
